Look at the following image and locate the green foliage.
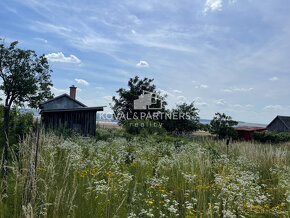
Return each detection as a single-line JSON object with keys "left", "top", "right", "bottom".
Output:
{"left": 198, "top": 123, "right": 211, "bottom": 131}
{"left": 0, "top": 40, "right": 54, "bottom": 193}
{"left": 112, "top": 77, "right": 202, "bottom": 135}
{"left": 254, "top": 131, "right": 290, "bottom": 143}
{"left": 123, "top": 120, "right": 166, "bottom": 136}
{"left": 161, "top": 102, "right": 200, "bottom": 133}
{"left": 112, "top": 76, "right": 167, "bottom": 124}
{"left": 0, "top": 105, "right": 34, "bottom": 145}
{"left": 0, "top": 40, "right": 54, "bottom": 108}
{"left": 210, "top": 112, "right": 238, "bottom": 139}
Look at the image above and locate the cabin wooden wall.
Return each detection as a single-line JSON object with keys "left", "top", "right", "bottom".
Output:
{"left": 267, "top": 118, "right": 288, "bottom": 133}
{"left": 42, "top": 110, "right": 96, "bottom": 136}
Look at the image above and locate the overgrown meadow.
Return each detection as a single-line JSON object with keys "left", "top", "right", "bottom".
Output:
{"left": 0, "top": 127, "right": 289, "bottom": 217}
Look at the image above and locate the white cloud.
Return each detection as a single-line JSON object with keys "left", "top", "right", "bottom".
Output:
{"left": 51, "top": 87, "right": 68, "bottom": 95}
{"left": 195, "top": 102, "right": 208, "bottom": 107}
{"left": 45, "top": 52, "right": 81, "bottom": 63}
{"left": 229, "top": 0, "right": 237, "bottom": 4}
{"left": 34, "top": 22, "right": 71, "bottom": 34}
{"left": 158, "top": 89, "right": 174, "bottom": 97}
{"left": 215, "top": 99, "right": 227, "bottom": 105}
{"left": 200, "top": 84, "right": 209, "bottom": 89}
{"left": 233, "top": 104, "right": 253, "bottom": 110}
{"left": 75, "top": 78, "right": 89, "bottom": 86}
{"left": 204, "top": 0, "right": 223, "bottom": 13}
{"left": 103, "top": 96, "right": 112, "bottom": 101}
{"left": 34, "top": 37, "right": 48, "bottom": 43}
{"left": 177, "top": 95, "right": 187, "bottom": 102}
{"left": 173, "top": 89, "right": 182, "bottom": 94}
{"left": 136, "top": 60, "right": 149, "bottom": 67}
{"left": 222, "top": 87, "right": 253, "bottom": 93}
{"left": 195, "top": 84, "right": 208, "bottom": 89}
{"left": 264, "top": 105, "right": 283, "bottom": 110}
{"left": 127, "top": 14, "right": 142, "bottom": 25}
{"left": 194, "top": 97, "right": 208, "bottom": 107}
{"left": 269, "top": 76, "right": 279, "bottom": 81}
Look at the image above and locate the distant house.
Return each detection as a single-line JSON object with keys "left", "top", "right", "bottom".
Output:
{"left": 267, "top": 116, "right": 290, "bottom": 133}
{"left": 234, "top": 126, "right": 266, "bottom": 141}
{"left": 39, "top": 86, "right": 104, "bottom": 136}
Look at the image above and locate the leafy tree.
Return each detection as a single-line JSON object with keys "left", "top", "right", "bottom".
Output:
{"left": 162, "top": 102, "right": 199, "bottom": 133}
{"left": 112, "top": 76, "right": 166, "bottom": 124}
{"left": 198, "top": 123, "right": 211, "bottom": 132}
{"left": 210, "top": 112, "right": 238, "bottom": 139}
{"left": 0, "top": 106, "right": 34, "bottom": 149}
{"left": 0, "top": 40, "right": 53, "bottom": 195}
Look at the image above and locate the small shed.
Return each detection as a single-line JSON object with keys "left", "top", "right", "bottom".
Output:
{"left": 234, "top": 126, "right": 266, "bottom": 141}
{"left": 39, "top": 86, "right": 104, "bottom": 136}
{"left": 267, "top": 116, "right": 290, "bottom": 133}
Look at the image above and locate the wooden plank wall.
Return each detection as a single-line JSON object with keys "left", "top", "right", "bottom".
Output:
{"left": 42, "top": 111, "right": 96, "bottom": 136}
{"left": 267, "top": 118, "right": 288, "bottom": 133}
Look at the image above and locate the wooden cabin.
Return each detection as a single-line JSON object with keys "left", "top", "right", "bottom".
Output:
{"left": 267, "top": 116, "right": 290, "bottom": 133}
{"left": 234, "top": 126, "right": 266, "bottom": 141}
{"left": 39, "top": 86, "right": 104, "bottom": 136}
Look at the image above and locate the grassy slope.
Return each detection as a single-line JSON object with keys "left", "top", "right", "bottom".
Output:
{"left": 0, "top": 128, "right": 289, "bottom": 217}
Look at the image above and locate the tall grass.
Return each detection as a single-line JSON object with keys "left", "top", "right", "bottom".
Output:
{"left": 0, "top": 129, "right": 289, "bottom": 217}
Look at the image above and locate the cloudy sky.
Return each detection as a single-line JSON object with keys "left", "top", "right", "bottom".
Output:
{"left": 1, "top": 0, "right": 290, "bottom": 123}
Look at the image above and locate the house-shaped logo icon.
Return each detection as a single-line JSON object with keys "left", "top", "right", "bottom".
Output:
{"left": 134, "top": 91, "right": 163, "bottom": 110}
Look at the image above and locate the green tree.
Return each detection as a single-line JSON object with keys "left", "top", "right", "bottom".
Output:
{"left": 0, "top": 106, "right": 34, "bottom": 148}
{"left": 0, "top": 40, "right": 53, "bottom": 195}
{"left": 210, "top": 112, "right": 238, "bottom": 139}
{"left": 198, "top": 123, "right": 211, "bottom": 132}
{"left": 112, "top": 76, "right": 166, "bottom": 124}
{"left": 162, "top": 102, "right": 199, "bottom": 133}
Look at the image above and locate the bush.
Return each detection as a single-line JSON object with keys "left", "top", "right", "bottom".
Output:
{"left": 0, "top": 106, "right": 34, "bottom": 146}
{"left": 161, "top": 102, "right": 200, "bottom": 134}
{"left": 198, "top": 123, "right": 211, "bottom": 131}
{"left": 254, "top": 131, "right": 290, "bottom": 143}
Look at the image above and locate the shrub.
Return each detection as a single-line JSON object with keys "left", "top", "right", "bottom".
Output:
{"left": 198, "top": 123, "right": 211, "bottom": 131}
{"left": 161, "top": 102, "right": 200, "bottom": 134}
{"left": 0, "top": 106, "right": 34, "bottom": 145}
{"left": 254, "top": 131, "right": 290, "bottom": 143}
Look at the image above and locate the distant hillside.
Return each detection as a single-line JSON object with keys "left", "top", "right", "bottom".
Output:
{"left": 18, "top": 108, "right": 40, "bottom": 118}
{"left": 200, "top": 119, "right": 266, "bottom": 127}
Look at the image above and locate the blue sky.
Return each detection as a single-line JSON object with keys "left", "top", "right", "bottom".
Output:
{"left": 1, "top": 0, "right": 290, "bottom": 123}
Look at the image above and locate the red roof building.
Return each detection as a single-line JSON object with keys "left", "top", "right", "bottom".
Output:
{"left": 234, "top": 126, "right": 266, "bottom": 141}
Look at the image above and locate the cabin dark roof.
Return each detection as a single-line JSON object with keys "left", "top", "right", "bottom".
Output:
{"left": 40, "top": 106, "right": 104, "bottom": 113}
{"left": 39, "top": 94, "right": 87, "bottom": 108}
{"left": 267, "top": 116, "right": 290, "bottom": 130}
{"left": 234, "top": 126, "right": 266, "bottom": 131}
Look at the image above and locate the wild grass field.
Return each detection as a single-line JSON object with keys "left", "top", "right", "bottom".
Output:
{"left": 0, "top": 127, "right": 289, "bottom": 217}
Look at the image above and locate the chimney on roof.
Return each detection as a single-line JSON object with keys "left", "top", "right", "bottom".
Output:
{"left": 70, "top": 85, "right": 77, "bottom": 99}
